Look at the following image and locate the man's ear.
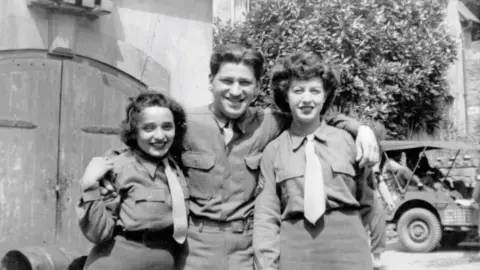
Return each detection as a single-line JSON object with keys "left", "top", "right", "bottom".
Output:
{"left": 208, "top": 74, "right": 214, "bottom": 91}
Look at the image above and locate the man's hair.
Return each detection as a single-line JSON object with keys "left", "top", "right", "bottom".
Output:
{"left": 210, "top": 43, "right": 264, "bottom": 81}
{"left": 270, "top": 51, "right": 340, "bottom": 115}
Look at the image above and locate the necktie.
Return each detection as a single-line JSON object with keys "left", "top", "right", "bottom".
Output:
{"left": 163, "top": 158, "right": 188, "bottom": 244}
{"left": 304, "top": 134, "right": 326, "bottom": 224}
{"left": 223, "top": 121, "right": 234, "bottom": 145}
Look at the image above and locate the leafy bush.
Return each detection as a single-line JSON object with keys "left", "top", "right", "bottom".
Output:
{"left": 214, "top": 0, "right": 457, "bottom": 139}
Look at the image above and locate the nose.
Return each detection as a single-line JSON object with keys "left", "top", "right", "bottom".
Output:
{"left": 152, "top": 128, "right": 166, "bottom": 141}
{"left": 229, "top": 82, "right": 242, "bottom": 96}
{"left": 300, "top": 91, "right": 313, "bottom": 104}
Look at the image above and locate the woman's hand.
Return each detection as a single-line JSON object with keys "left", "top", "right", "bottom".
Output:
{"left": 80, "top": 157, "right": 114, "bottom": 192}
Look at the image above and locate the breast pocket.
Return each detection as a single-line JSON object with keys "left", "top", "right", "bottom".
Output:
{"left": 276, "top": 169, "right": 304, "bottom": 213}
{"left": 331, "top": 163, "right": 356, "bottom": 178}
{"left": 243, "top": 153, "right": 263, "bottom": 200}
{"left": 330, "top": 162, "right": 361, "bottom": 204}
{"left": 130, "top": 188, "right": 170, "bottom": 221}
{"left": 182, "top": 151, "right": 216, "bottom": 199}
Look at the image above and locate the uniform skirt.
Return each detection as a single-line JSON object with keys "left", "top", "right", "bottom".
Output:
{"left": 279, "top": 209, "right": 373, "bottom": 270}
{"left": 84, "top": 235, "right": 184, "bottom": 270}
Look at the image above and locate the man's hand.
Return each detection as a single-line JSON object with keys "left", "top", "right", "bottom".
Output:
{"left": 99, "top": 178, "right": 117, "bottom": 198}
{"left": 355, "top": 125, "right": 379, "bottom": 167}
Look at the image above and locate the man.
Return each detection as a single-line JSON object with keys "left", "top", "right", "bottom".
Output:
{"left": 102, "top": 44, "right": 379, "bottom": 270}
{"left": 383, "top": 157, "right": 424, "bottom": 190}
{"left": 456, "top": 174, "right": 480, "bottom": 258}
{"left": 362, "top": 161, "right": 396, "bottom": 270}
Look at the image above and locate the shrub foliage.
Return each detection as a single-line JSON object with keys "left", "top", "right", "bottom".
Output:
{"left": 214, "top": 0, "right": 457, "bottom": 139}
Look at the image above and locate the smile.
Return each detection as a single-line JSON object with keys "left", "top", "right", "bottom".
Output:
{"left": 150, "top": 142, "right": 166, "bottom": 149}
{"left": 225, "top": 97, "right": 245, "bottom": 103}
{"left": 300, "top": 106, "right": 314, "bottom": 109}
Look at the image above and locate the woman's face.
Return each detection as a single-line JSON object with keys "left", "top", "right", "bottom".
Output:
{"left": 287, "top": 77, "right": 327, "bottom": 125}
{"left": 136, "top": 106, "right": 175, "bottom": 159}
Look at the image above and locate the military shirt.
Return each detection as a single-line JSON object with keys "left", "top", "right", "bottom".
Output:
{"left": 253, "top": 121, "right": 371, "bottom": 269}
{"left": 181, "top": 105, "right": 361, "bottom": 222}
{"left": 76, "top": 149, "right": 189, "bottom": 244}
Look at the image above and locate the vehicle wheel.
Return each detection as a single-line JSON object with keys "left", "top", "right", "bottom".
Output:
{"left": 440, "top": 232, "right": 468, "bottom": 247}
{"left": 397, "top": 208, "right": 442, "bottom": 252}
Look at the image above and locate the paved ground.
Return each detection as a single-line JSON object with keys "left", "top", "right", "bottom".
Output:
{"left": 381, "top": 240, "right": 480, "bottom": 270}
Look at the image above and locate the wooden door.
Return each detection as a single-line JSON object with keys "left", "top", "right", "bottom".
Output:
{"left": 0, "top": 59, "right": 61, "bottom": 256}
{"left": 56, "top": 59, "right": 144, "bottom": 252}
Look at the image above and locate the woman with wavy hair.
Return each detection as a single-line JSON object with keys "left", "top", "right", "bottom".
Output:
{"left": 253, "top": 51, "right": 373, "bottom": 270}
{"left": 77, "top": 91, "right": 189, "bottom": 270}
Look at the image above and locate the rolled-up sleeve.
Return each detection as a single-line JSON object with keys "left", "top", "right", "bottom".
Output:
{"left": 325, "top": 113, "right": 361, "bottom": 137}
{"left": 76, "top": 185, "right": 121, "bottom": 244}
{"left": 253, "top": 145, "right": 281, "bottom": 270}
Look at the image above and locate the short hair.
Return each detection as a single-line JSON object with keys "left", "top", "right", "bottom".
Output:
{"left": 120, "top": 91, "right": 187, "bottom": 161}
{"left": 270, "top": 51, "right": 340, "bottom": 115}
{"left": 210, "top": 43, "right": 264, "bottom": 81}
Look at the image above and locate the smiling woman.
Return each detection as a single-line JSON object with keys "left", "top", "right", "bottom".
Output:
{"left": 253, "top": 51, "right": 374, "bottom": 270}
{"left": 76, "top": 91, "right": 190, "bottom": 270}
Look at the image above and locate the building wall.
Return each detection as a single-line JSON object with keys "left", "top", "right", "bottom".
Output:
{"left": 213, "top": 0, "right": 249, "bottom": 24}
{"left": 465, "top": 40, "right": 480, "bottom": 134}
{"left": 0, "top": 0, "right": 213, "bottom": 108}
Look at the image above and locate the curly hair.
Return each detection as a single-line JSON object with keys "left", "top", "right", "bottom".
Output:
{"left": 210, "top": 43, "right": 264, "bottom": 81}
{"left": 270, "top": 51, "right": 340, "bottom": 115}
{"left": 120, "top": 91, "right": 187, "bottom": 162}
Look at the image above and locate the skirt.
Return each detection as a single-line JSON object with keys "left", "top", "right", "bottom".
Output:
{"left": 279, "top": 209, "right": 373, "bottom": 270}
{"left": 84, "top": 235, "right": 182, "bottom": 270}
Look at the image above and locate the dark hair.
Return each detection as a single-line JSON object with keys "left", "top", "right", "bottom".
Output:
{"left": 210, "top": 43, "right": 264, "bottom": 81}
{"left": 270, "top": 51, "right": 340, "bottom": 115}
{"left": 120, "top": 91, "right": 187, "bottom": 161}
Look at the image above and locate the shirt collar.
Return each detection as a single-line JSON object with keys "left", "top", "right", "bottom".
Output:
{"left": 132, "top": 149, "right": 163, "bottom": 178}
{"left": 289, "top": 120, "right": 330, "bottom": 151}
{"left": 209, "top": 105, "right": 251, "bottom": 134}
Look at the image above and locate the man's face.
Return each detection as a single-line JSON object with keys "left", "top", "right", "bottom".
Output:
{"left": 210, "top": 62, "right": 258, "bottom": 120}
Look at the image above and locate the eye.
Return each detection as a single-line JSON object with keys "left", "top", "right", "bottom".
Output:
{"left": 310, "top": 88, "right": 322, "bottom": 94}
{"left": 239, "top": 79, "right": 253, "bottom": 86}
{"left": 142, "top": 123, "right": 156, "bottom": 132}
{"left": 161, "top": 122, "right": 174, "bottom": 131}
{"left": 220, "top": 78, "right": 234, "bottom": 85}
{"left": 292, "top": 88, "right": 303, "bottom": 94}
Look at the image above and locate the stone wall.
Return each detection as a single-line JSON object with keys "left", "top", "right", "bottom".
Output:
{"left": 1, "top": 0, "right": 214, "bottom": 108}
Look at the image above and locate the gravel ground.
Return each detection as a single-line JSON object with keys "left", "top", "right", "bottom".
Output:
{"left": 379, "top": 225, "right": 480, "bottom": 270}
{"left": 382, "top": 242, "right": 480, "bottom": 270}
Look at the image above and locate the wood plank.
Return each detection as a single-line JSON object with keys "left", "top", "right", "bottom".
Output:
{"left": 0, "top": 59, "right": 61, "bottom": 258}
{"left": 56, "top": 59, "right": 144, "bottom": 253}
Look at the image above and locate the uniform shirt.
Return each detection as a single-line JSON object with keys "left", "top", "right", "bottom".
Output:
{"left": 253, "top": 121, "right": 371, "bottom": 270}
{"left": 182, "top": 105, "right": 361, "bottom": 222}
{"left": 76, "top": 149, "right": 189, "bottom": 244}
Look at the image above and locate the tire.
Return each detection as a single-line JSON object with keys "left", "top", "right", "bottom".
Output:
{"left": 397, "top": 208, "right": 442, "bottom": 252}
{"left": 440, "top": 232, "right": 468, "bottom": 247}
